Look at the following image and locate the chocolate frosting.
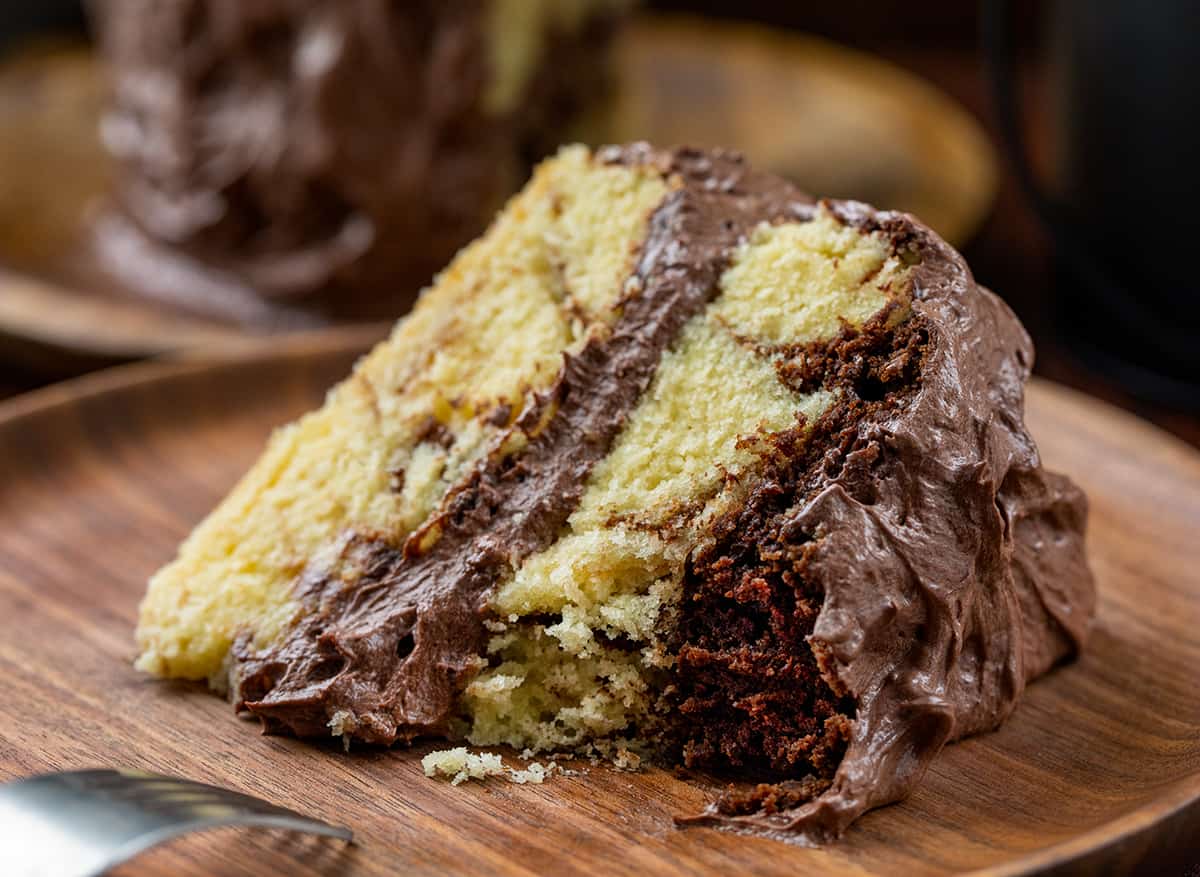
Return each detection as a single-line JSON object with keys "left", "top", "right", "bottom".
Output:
{"left": 90, "top": 0, "right": 620, "bottom": 325}
{"left": 231, "top": 146, "right": 815, "bottom": 739}
{"left": 680, "top": 202, "right": 1095, "bottom": 842}
{"left": 227, "top": 144, "right": 1093, "bottom": 841}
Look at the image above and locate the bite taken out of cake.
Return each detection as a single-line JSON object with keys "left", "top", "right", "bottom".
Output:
{"left": 135, "top": 143, "right": 1095, "bottom": 843}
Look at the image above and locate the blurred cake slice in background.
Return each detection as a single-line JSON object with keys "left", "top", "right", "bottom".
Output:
{"left": 89, "top": 0, "right": 635, "bottom": 327}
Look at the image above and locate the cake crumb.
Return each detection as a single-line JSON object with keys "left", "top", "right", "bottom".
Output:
{"left": 422, "top": 748, "right": 505, "bottom": 786}
{"left": 421, "top": 748, "right": 564, "bottom": 786}
{"left": 507, "top": 762, "right": 551, "bottom": 784}
{"left": 612, "top": 746, "right": 642, "bottom": 771}
{"left": 327, "top": 710, "right": 357, "bottom": 752}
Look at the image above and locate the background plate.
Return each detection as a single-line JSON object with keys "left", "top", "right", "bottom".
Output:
{"left": 0, "top": 17, "right": 995, "bottom": 367}
{"left": 0, "top": 334, "right": 1196, "bottom": 876}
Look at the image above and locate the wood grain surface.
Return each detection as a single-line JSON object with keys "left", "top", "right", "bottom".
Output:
{"left": 0, "top": 334, "right": 1197, "bottom": 877}
{"left": 0, "top": 17, "right": 994, "bottom": 367}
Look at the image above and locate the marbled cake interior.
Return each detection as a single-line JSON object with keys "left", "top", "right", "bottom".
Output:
{"left": 137, "top": 144, "right": 1094, "bottom": 842}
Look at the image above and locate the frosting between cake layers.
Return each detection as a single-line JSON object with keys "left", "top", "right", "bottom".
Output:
{"left": 231, "top": 146, "right": 817, "bottom": 738}
{"left": 200, "top": 144, "right": 1092, "bottom": 841}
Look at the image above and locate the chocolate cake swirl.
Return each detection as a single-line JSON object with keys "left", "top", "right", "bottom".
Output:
{"left": 137, "top": 144, "right": 1094, "bottom": 843}
{"left": 232, "top": 146, "right": 816, "bottom": 740}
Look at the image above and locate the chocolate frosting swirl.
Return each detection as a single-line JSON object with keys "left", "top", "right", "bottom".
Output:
{"left": 681, "top": 202, "right": 1094, "bottom": 842}
{"left": 231, "top": 146, "right": 815, "bottom": 739}
{"left": 219, "top": 144, "right": 1092, "bottom": 841}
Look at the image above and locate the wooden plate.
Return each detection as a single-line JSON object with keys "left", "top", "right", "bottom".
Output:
{"left": 0, "top": 18, "right": 995, "bottom": 368}
{"left": 0, "top": 335, "right": 1196, "bottom": 876}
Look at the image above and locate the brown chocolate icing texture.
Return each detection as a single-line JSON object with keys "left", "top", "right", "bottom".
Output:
{"left": 90, "top": 0, "right": 624, "bottom": 326}
{"left": 225, "top": 144, "right": 1093, "bottom": 843}
{"left": 676, "top": 203, "right": 1094, "bottom": 843}
{"left": 231, "top": 146, "right": 814, "bottom": 740}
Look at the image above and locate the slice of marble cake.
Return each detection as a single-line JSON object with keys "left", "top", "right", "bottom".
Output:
{"left": 137, "top": 143, "right": 1094, "bottom": 841}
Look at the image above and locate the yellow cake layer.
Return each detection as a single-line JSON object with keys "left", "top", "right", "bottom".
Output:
{"left": 136, "top": 146, "right": 669, "bottom": 683}
{"left": 464, "top": 208, "right": 913, "bottom": 753}
{"left": 712, "top": 214, "right": 907, "bottom": 345}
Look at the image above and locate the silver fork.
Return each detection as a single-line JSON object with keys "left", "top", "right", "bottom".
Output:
{"left": 0, "top": 768, "right": 353, "bottom": 877}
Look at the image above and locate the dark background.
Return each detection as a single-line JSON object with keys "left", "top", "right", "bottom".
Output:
{"left": 1, "top": 0, "right": 1198, "bottom": 448}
